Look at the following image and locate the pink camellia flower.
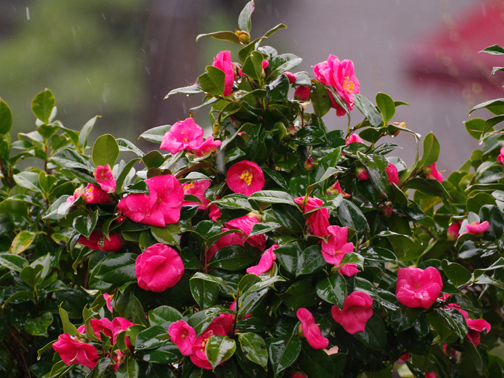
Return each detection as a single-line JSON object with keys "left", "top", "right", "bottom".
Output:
{"left": 209, "top": 204, "right": 222, "bottom": 222}
{"left": 94, "top": 164, "right": 116, "bottom": 193}
{"left": 294, "top": 196, "right": 330, "bottom": 237}
{"left": 385, "top": 163, "right": 399, "bottom": 186}
{"left": 425, "top": 373, "right": 437, "bottom": 378}
{"left": 230, "top": 300, "right": 251, "bottom": 319}
{"left": 193, "top": 136, "right": 221, "bottom": 157}
{"left": 262, "top": 60, "right": 269, "bottom": 69}
{"left": 118, "top": 174, "right": 184, "bottom": 227}
{"left": 497, "top": 142, "right": 504, "bottom": 164}
{"left": 424, "top": 163, "right": 443, "bottom": 183}
{"left": 183, "top": 180, "right": 211, "bottom": 209}
{"left": 85, "top": 183, "right": 111, "bottom": 204}
{"left": 78, "top": 231, "right": 123, "bottom": 252}
{"left": 314, "top": 55, "right": 360, "bottom": 117}
{"left": 112, "top": 350, "right": 125, "bottom": 374}
{"left": 227, "top": 160, "right": 265, "bottom": 196}
{"left": 225, "top": 212, "right": 266, "bottom": 250}
{"left": 331, "top": 291, "right": 373, "bottom": 334}
{"left": 290, "top": 373, "right": 307, "bottom": 378}
{"left": 207, "top": 228, "right": 246, "bottom": 261}
{"left": 396, "top": 267, "right": 443, "bottom": 309}
{"left": 66, "top": 187, "right": 86, "bottom": 205}
{"left": 465, "top": 221, "right": 489, "bottom": 235}
{"left": 247, "top": 244, "right": 279, "bottom": 275}
{"left": 210, "top": 313, "right": 234, "bottom": 336}
{"left": 439, "top": 293, "right": 451, "bottom": 302}
{"left": 442, "top": 344, "right": 457, "bottom": 357}
{"left": 52, "top": 333, "right": 99, "bottom": 369}
{"left": 90, "top": 318, "right": 113, "bottom": 341}
{"left": 296, "top": 308, "right": 329, "bottom": 349}
{"left": 446, "top": 303, "right": 491, "bottom": 346}
{"left": 135, "top": 243, "right": 185, "bottom": 292}
{"left": 356, "top": 167, "right": 369, "bottom": 180}
{"left": 326, "top": 181, "right": 351, "bottom": 198}
{"left": 321, "top": 225, "right": 354, "bottom": 265}
{"left": 191, "top": 323, "right": 228, "bottom": 370}
{"left": 77, "top": 325, "right": 86, "bottom": 334}
{"left": 294, "top": 86, "right": 311, "bottom": 101}
{"left": 447, "top": 222, "right": 461, "bottom": 241}
{"left": 160, "top": 118, "right": 204, "bottom": 154}
{"left": 111, "top": 317, "right": 136, "bottom": 349}
{"left": 103, "top": 293, "right": 114, "bottom": 312}
{"left": 284, "top": 72, "right": 297, "bottom": 84}
{"left": 338, "top": 264, "right": 359, "bottom": 277}
{"left": 169, "top": 320, "right": 196, "bottom": 356}
{"left": 346, "top": 134, "right": 363, "bottom": 145}
{"left": 212, "top": 51, "right": 234, "bottom": 97}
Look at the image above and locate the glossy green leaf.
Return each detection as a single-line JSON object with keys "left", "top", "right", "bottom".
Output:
{"left": 353, "top": 314, "right": 387, "bottom": 351}
{"left": 336, "top": 199, "right": 368, "bottom": 238}
{"left": 139, "top": 124, "right": 171, "bottom": 143}
{"left": 148, "top": 306, "right": 183, "bottom": 328}
{"left": 0, "top": 99, "right": 12, "bottom": 134}
{"left": 242, "top": 51, "right": 264, "bottom": 81}
{"left": 298, "top": 341, "right": 335, "bottom": 378}
{"left": 311, "top": 82, "right": 331, "bottom": 117}
{"left": 9, "top": 231, "right": 40, "bottom": 255}
{"left": 441, "top": 260, "right": 472, "bottom": 287}
{"left": 389, "top": 307, "right": 421, "bottom": 334}
{"left": 209, "top": 244, "right": 256, "bottom": 271}
{"left": 316, "top": 274, "right": 347, "bottom": 308}
{"left": 196, "top": 31, "right": 240, "bottom": 44}
{"left": 481, "top": 45, "right": 504, "bottom": 55}
{"left": 189, "top": 277, "right": 219, "bottom": 309}
{"left": 116, "top": 357, "right": 140, "bottom": 378}
{"left": 238, "top": 333, "right": 268, "bottom": 369}
{"left": 249, "top": 222, "right": 282, "bottom": 237}
{"left": 250, "top": 190, "right": 295, "bottom": 205}
{"left": 73, "top": 211, "right": 99, "bottom": 238}
{"left": 375, "top": 93, "right": 395, "bottom": 124}
{"left": 354, "top": 94, "right": 382, "bottom": 127}
{"left": 24, "top": 312, "right": 53, "bottom": 337}
{"left": 151, "top": 225, "right": 181, "bottom": 249}
{"left": 206, "top": 335, "right": 236, "bottom": 370}
{"left": 79, "top": 116, "right": 99, "bottom": 149}
{"left": 59, "top": 304, "right": 79, "bottom": 336}
{"left": 199, "top": 66, "right": 226, "bottom": 96}
{"left": 211, "top": 194, "right": 254, "bottom": 211}
{"left": 278, "top": 279, "right": 318, "bottom": 310}
{"left": 264, "top": 23, "right": 287, "bottom": 38}
{"left": 420, "top": 132, "right": 440, "bottom": 167}
{"left": 117, "top": 138, "right": 144, "bottom": 157}
{"left": 92, "top": 134, "right": 119, "bottom": 167}
{"left": 92, "top": 253, "right": 136, "bottom": 286}
{"left": 268, "top": 335, "right": 302, "bottom": 376}
{"left": 0, "top": 253, "right": 28, "bottom": 272}
{"left": 468, "top": 98, "right": 504, "bottom": 116}
{"left": 31, "top": 89, "right": 55, "bottom": 123}
{"left": 238, "top": 1, "right": 255, "bottom": 32}
{"left": 135, "top": 326, "right": 170, "bottom": 350}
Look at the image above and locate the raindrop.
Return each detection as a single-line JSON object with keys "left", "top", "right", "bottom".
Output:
{"left": 186, "top": 95, "right": 189, "bottom": 97}
{"left": 26, "top": 7, "right": 30, "bottom": 20}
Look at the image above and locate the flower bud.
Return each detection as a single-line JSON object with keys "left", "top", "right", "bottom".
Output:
{"left": 294, "top": 86, "right": 311, "bottom": 101}
{"left": 235, "top": 30, "right": 250, "bottom": 44}
{"left": 447, "top": 222, "right": 461, "bottom": 241}
{"left": 382, "top": 203, "right": 393, "bottom": 218}
{"left": 304, "top": 157, "right": 317, "bottom": 172}
{"left": 326, "top": 181, "right": 351, "bottom": 198}
{"left": 284, "top": 72, "right": 297, "bottom": 84}
{"left": 356, "top": 167, "right": 369, "bottom": 180}
{"left": 390, "top": 122, "right": 406, "bottom": 137}
{"left": 288, "top": 125, "right": 297, "bottom": 136}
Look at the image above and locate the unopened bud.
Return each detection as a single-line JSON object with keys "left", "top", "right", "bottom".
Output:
{"left": 447, "top": 222, "right": 461, "bottom": 241}
{"left": 356, "top": 167, "right": 369, "bottom": 180}
{"left": 288, "top": 125, "right": 297, "bottom": 136}
{"left": 382, "top": 202, "right": 393, "bottom": 217}
{"left": 284, "top": 72, "right": 297, "bottom": 84}
{"left": 326, "top": 180, "right": 351, "bottom": 198}
{"left": 390, "top": 122, "right": 406, "bottom": 137}
{"left": 294, "top": 86, "right": 311, "bottom": 101}
{"left": 248, "top": 210, "right": 263, "bottom": 222}
{"left": 235, "top": 30, "right": 251, "bottom": 44}
{"left": 304, "top": 157, "right": 317, "bottom": 172}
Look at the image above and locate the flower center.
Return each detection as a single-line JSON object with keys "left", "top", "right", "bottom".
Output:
{"left": 343, "top": 76, "right": 355, "bottom": 93}
{"left": 184, "top": 182, "right": 194, "bottom": 191}
{"left": 86, "top": 186, "right": 94, "bottom": 200}
{"left": 181, "top": 132, "right": 189, "bottom": 142}
{"left": 240, "top": 169, "right": 253, "bottom": 186}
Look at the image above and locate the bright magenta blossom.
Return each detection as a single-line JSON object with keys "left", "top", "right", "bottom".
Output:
{"left": 85, "top": 183, "right": 111, "bottom": 204}
{"left": 207, "top": 227, "right": 245, "bottom": 261}
{"left": 191, "top": 324, "right": 228, "bottom": 370}
{"left": 209, "top": 313, "right": 234, "bottom": 336}
{"left": 183, "top": 180, "right": 211, "bottom": 209}
{"left": 296, "top": 308, "right": 329, "bottom": 349}
{"left": 425, "top": 373, "right": 437, "bottom": 378}
{"left": 227, "top": 160, "right": 265, "bottom": 196}
{"left": 225, "top": 212, "right": 266, "bottom": 250}
{"left": 331, "top": 291, "right": 373, "bottom": 334}
{"left": 52, "top": 334, "right": 99, "bottom": 369}
{"left": 66, "top": 187, "right": 86, "bottom": 205}
{"left": 247, "top": 244, "right": 278, "bottom": 275}
{"left": 294, "top": 86, "right": 310, "bottom": 101}
{"left": 447, "top": 222, "right": 461, "bottom": 241}
{"left": 425, "top": 163, "right": 443, "bottom": 183}
{"left": 339, "top": 264, "right": 359, "bottom": 277}
{"left": 465, "top": 221, "right": 489, "bottom": 235}
{"left": 111, "top": 317, "right": 136, "bottom": 349}
{"left": 326, "top": 181, "right": 351, "bottom": 198}
{"left": 321, "top": 225, "right": 354, "bottom": 265}
{"left": 103, "top": 293, "right": 114, "bottom": 312}
{"left": 135, "top": 243, "right": 185, "bottom": 292}
{"left": 212, "top": 51, "right": 234, "bottom": 97}
{"left": 262, "top": 60, "right": 269, "bottom": 69}
{"left": 356, "top": 167, "right": 369, "bottom": 180}
{"left": 284, "top": 72, "right": 297, "bottom": 84}
{"left": 446, "top": 303, "right": 491, "bottom": 346}
{"left": 497, "top": 142, "right": 504, "bottom": 164}
{"left": 385, "top": 163, "right": 399, "bottom": 185}
{"left": 94, "top": 164, "right": 116, "bottom": 193}
{"left": 396, "top": 267, "right": 443, "bottom": 309}
{"left": 78, "top": 231, "right": 122, "bottom": 252}
{"left": 169, "top": 320, "right": 196, "bottom": 356}
{"left": 294, "top": 196, "right": 329, "bottom": 237}
{"left": 90, "top": 318, "right": 113, "bottom": 341}
{"left": 160, "top": 118, "right": 204, "bottom": 154}
{"left": 209, "top": 203, "right": 221, "bottom": 221}
{"left": 346, "top": 134, "right": 363, "bottom": 145}
{"left": 314, "top": 55, "right": 360, "bottom": 117}
{"left": 193, "top": 136, "right": 221, "bottom": 157}
{"left": 112, "top": 350, "right": 125, "bottom": 374}
{"left": 117, "top": 174, "right": 184, "bottom": 227}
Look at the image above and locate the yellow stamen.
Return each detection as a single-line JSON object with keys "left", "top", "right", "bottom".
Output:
{"left": 184, "top": 182, "right": 195, "bottom": 191}
{"left": 240, "top": 170, "right": 253, "bottom": 186}
{"left": 343, "top": 76, "right": 355, "bottom": 93}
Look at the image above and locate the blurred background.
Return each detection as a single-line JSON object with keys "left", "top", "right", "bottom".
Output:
{"left": 0, "top": 0, "right": 503, "bottom": 171}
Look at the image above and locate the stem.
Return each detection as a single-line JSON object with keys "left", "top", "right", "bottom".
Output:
{"left": 0, "top": 158, "right": 13, "bottom": 188}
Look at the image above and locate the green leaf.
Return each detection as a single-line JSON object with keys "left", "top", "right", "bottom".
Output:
{"left": 51, "top": 148, "right": 93, "bottom": 172}
{"left": 272, "top": 203, "right": 305, "bottom": 233}
{"left": 353, "top": 314, "right": 387, "bottom": 351}
{"left": 92, "top": 134, "right": 119, "bottom": 167}
{"left": 278, "top": 279, "right": 318, "bottom": 310}
{"left": 9, "top": 231, "right": 41, "bottom": 255}
{"left": 249, "top": 222, "right": 282, "bottom": 237}
{"left": 316, "top": 274, "right": 347, "bottom": 308}
{"left": 437, "top": 308, "right": 468, "bottom": 340}
{"left": 24, "top": 312, "right": 53, "bottom": 337}
{"left": 336, "top": 200, "right": 368, "bottom": 238}
{"left": 92, "top": 253, "right": 137, "bottom": 286}
{"left": 151, "top": 225, "right": 181, "bottom": 249}
{"left": 125, "top": 180, "right": 150, "bottom": 194}
{"left": 205, "top": 335, "right": 236, "bottom": 370}
{"left": 264, "top": 23, "right": 287, "bottom": 38}
{"left": 297, "top": 245, "right": 327, "bottom": 276}
{"left": 211, "top": 194, "right": 254, "bottom": 212}
{"left": 238, "top": 1, "right": 255, "bottom": 32}
{"left": 73, "top": 211, "right": 99, "bottom": 239}
{"left": 209, "top": 245, "right": 256, "bottom": 271}
{"left": 117, "top": 357, "right": 140, "bottom": 378}
{"left": 117, "top": 138, "right": 144, "bottom": 157}
{"left": 31, "top": 89, "right": 55, "bottom": 123}
{"left": 268, "top": 335, "right": 302, "bottom": 376}
{"left": 148, "top": 306, "right": 183, "bottom": 328}
{"left": 311, "top": 82, "right": 331, "bottom": 117}
{"left": 479, "top": 204, "right": 504, "bottom": 239}
{"left": 389, "top": 307, "right": 421, "bottom": 334}
{"left": 59, "top": 304, "right": 79, "bottom": 336}
{"left": 20, "top": 264, "right": 44, "bottom": 287}
{"left": 0, "top": 253, "right": 28, "bottom": 272}
{"left": 354, "top": 94, "right": 382, "bottom": 127}
{"left": 375, "top": 93, "right": 395, "bottom": 124}
{"left": 250, "top": 190, "right": 295, "bottom": 205}
{"left": 79, "top": 116, "right": 99, "bottom": 149}
{"left": 441, "top": 260, "right": 471, "bottom": 287}
{"left": 138, "top": 343, "right": 182, "bottom": 364}
{"left": 196, "top": 31, "right": 240, "bottom": 44}
{"left": 199, "top": 66, "right": 227, "bottom": 97}
{"left": 13, "top": 171, "right": 41, "bottom": 192}
{"left": 269, "top": 57, "right": 303, "bottom": 77}
{"left": 0, "top": 99, "right": 12, "bottom": 134}
{"left": 238, "top": 333, "right": 268, "bottom": 369}
{"left": 298, "top": 341, "right": 335, "bottom": 378}
{"left": 190, "top": 277, "right": 219, "bottom": 309}
{"left": 135, "top": 326, "right": 171, "bottom": 350}
{"left": 139, "top": 124, "right": 171, "bottom": 143}
{"left": 403, "top": 178, "right": 450, "bottom": 200}
{"left": 115, "top": 158, "right": 140, "bottom": 193}
{"left": 480, "top": 44, "right": 504, "bottom": 55}
{"left": 420, "top": 132, "right": 440, "bottom": 167}
{"left": 468, "top": 98, "right": 504, "bottom": 116}
{"left": 242, "top": 51, "right": 264, "bottom": 81}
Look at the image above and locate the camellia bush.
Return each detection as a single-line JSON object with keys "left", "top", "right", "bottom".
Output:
{"left": 3, "top": 3, "right": 504, "bottom": 378}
